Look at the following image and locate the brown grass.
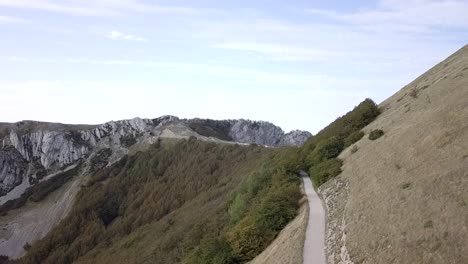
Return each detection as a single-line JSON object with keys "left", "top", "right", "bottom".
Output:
{"left": 319, "top": 45, "right": 468, "bottom": 264}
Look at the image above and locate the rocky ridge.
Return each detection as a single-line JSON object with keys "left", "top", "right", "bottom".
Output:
{"left": 0, "top": 116, "right": 311, "bottom": 197}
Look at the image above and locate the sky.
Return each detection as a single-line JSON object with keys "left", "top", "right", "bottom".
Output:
{"left": 0, "top": 0, "right": 467, "bottom": 133}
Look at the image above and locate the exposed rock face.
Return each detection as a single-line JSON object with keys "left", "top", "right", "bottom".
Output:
{"left": 280, "top": 130, "right": 313, "bottom": 146}
{"left": 229, "top": 120, "right": 285, "bottom": 146}
{"left": 188, "top": 118, "right": 312, "bottom": 146}
{"left": 229, "top": 120, "right": 311, "bottom": 146}
{"left": 0, "top": 116, "right": 310, "bottom": 197}
{"left": 0, "top": 147, "right": 27, "bottom": 196}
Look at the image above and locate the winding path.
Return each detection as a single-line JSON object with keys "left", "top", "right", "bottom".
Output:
{"left": 301, "top": 171, "right": 326, "bottom": 264}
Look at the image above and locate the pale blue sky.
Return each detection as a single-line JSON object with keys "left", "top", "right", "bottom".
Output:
{"left": 1, "top": 0, "right": 467, "bottom": 133}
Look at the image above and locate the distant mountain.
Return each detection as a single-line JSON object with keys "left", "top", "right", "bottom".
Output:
{"left": 0, "top": 115, "right": 310, "bottom": 260}
{"left": 0, "top": 116, "right": 310, "bottom": 196}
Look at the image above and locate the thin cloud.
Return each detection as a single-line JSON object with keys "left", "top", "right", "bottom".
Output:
{"left": 7, "top": 56, "right": 29, "bottom": 62}
{"left": 0, "top": 0, "right": 220, "bottom": 16}
{"left": 306, "top": 0, "right": 468, "bottom": 29}
{"left": 63, "top": 57, "right": 330, "bottom": 87}
{"left": 106, "top": 30, "right": 148, "bottom": 42}
{"left": 213, "top": 42, "right": 338, "bottom": 61}
{"left": 0, "top": 15, "right": 30, "bottom": 23}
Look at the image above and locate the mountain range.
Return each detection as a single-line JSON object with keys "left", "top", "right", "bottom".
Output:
{"left": 0, "top": 45, "right": 466, "bottom": 264}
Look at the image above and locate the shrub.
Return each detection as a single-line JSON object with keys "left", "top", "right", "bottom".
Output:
{"left": 317, "top": 137, "right": 344, "bottom": 160}
{"left": 184, "top": 236, "right": 234, "bottom": 264}
{"left": 300, "top": 99, "right": 381, "bottom": 187}
{"left": 302, "top": 98, "right": 380, "bottom": 149}
{"left": 423, "top": 220, "right": 433, "bottom": 228}
{"left": 90, "top": 148, "right": 112, "bottom": 172}
{"left": 306, "top": 137, "right": 344, "bottom": 167}
{"left": 344, "top": 131, "right": 364, "bottom": 147}
{"left": 310, "top": 158, "right": 343, "bottom": 187}
{"left": 29, "top": 165, "right": 80, "bottom": 202}
{"left": 23, "top": 243, "right": 31, "bottom": 251}
{"left": 272, "top": 147, "right": 304, "bottom": 173}
{"left": 369, "top": 129, "right": 384, "bottom": 140}
{"left": 120, "top": 134, "right": 137, "bottom": 147}
{"left": 400, "top": 182, "right": 411, "bottom": 189}
{"left": 226, "top": 175, "right": 300, "bottom": 262}
{"left": 300, "top": 98, "right": 380, "bottom": 188}
{"left": 0, "top": 165, "right": 81, "bottom": 214}
{"left": 350, "top": 145, "right": 358, "bottom": 154}
{"left": 0, "top": 255, "right": 10, "bottom": 264}
{"left": 228, "top": 171, "right": 270, "bottom": 224}
{"left": 223, "top": 151, "right": 301, "bottom": 263}
{"left": 409, "top": 88, "right": 419, "bottom": 98}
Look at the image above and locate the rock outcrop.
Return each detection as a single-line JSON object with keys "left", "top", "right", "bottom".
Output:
{"left": 0, "top": 147, "right": 27, "bottom": 196}
{"left": 187, "top": 118, "right": 312, "bottom": 146}
{"left": 280, "top": 130, "right": 313, "bottom": 146}
{"left": 229, "top": 120, "right": 286, "bottom": 146}
{"left": 0, "top": 116, "right": 311, "bottom": 197}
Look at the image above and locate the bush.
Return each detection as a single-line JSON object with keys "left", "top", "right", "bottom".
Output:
{"left": 273, "top": 147, "right": 304, "bottom": 174}
{"left": 183, "top": 236, "right": 234, "bottom": 264}
{"left": 120, "top": 134, "right": 137, "bottom": 147}
{"left": 222, "top": 151, "right": 301, "bottom": 263}
{"left": 0, "top": 165, "right": 80, "bottom": 214}
{"left": 350, "top": 145, "right": 358, "bottom": 154}
{"left": 302, "top": 98, "right": 380, "bottom": 149}
{"left": 310, "top": 159, "right": 343, "bottom": 187}
{"left": 369, "top": 129, "right": 384, "bottom": 140}
{"left": 409, "top": 88, "right": 419, "bottom": 98}
{"left": 300, "top": 98, "right": 380, "bottom": 188}
{"left": 228, "top": 171, "right": 270, "bottom": 224}
{"left": 306, "top": 136, "right": 344, "bottom": 167}
{"left": 317, "top": 137, "right": 344, "bottom": 160}
{"left": 90, "top": 148, "right": 112, "bottom": 172}
{"left": 344, "top": 131, "right": 364, "bottom": 147}
{"left": 23, "top": 243, "right": 31, "bottom": 251}
{"left": 0, "top": 255, "right": 10, "bottom": 264}
{"left": 226, "top": 176, "right": 300, "bottom": 262}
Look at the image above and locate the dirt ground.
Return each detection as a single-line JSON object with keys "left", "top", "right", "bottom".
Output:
{"left": 0, "top": 173, "right": 83, "bottom": 258}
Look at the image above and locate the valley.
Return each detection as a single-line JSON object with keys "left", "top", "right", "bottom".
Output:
{"left": 0, "top": 45, "right": 466, "bottom": 264}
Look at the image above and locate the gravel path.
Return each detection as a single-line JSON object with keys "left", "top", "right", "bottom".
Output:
{"left": 301, "top": 171, "right": 326, "bottom": 264}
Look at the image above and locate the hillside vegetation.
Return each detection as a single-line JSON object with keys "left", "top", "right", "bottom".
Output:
{"left": 0, "top": 165, "right": 81, "bottom": 216}
{"left": 17, "top": 138, "right": 302, "bottom": 264}
{"left": 12, "top": 95, "right": 382, "bottom": 264}
{"left": 300, "top": 99, "right": 380, "bottom": 186}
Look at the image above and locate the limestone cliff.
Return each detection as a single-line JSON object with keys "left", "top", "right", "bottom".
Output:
{"left": 0, "top": 116, "right": 310, "bottom": 197}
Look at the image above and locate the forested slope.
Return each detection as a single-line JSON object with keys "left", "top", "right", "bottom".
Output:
{"left": 17, "top": 138, "right": 301, "bottom": 264}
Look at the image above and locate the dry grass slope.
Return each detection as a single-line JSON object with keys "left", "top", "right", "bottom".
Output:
{"left": 320, "top": 45, "right": 468, "bottom": 264}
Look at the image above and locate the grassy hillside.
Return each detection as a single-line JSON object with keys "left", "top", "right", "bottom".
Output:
{"left": 17, "top": 138, "right": 302, "bottom": 264}
{"left": 320, "top": 45, "right": 468, "bottom": 264}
